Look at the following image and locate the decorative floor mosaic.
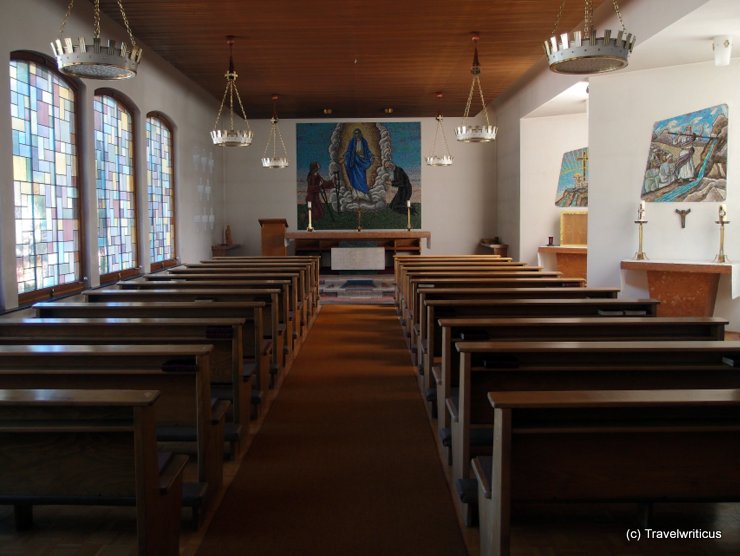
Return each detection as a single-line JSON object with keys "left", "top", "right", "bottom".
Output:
{"left": 319, "top": 275, "right": 395, "bottom": 304}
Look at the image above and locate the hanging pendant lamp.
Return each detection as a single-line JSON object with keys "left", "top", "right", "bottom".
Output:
{"left": 261, "top": 95, "right": 289, "bottom": 168}
{"left": 455, "top": 33, "right": 497, "bottom": 143}
{"left": 426, "top": 93, "right": 453, "bottom": 166}
{"left": 51, "top": 0, "right": 142, "bottom": 79}
{"left": 545, "top": 0, "right": 635, "bottom": 74}
{"left": 211, "top": 37, "right": 253, "bottom": 147}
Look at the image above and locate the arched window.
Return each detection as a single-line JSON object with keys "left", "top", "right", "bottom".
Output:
{"left": 94, "top": 90, "right": 139, "bottom": 283}
{"left": 146, "top": 113, "right": 176, "bottom": 269}
{"left": 9, "top": 51, "right": 85, "bottom": 304}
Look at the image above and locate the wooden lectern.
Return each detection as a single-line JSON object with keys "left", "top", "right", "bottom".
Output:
{"left": 259, "top": 218, "right": 289, "bottom": 256}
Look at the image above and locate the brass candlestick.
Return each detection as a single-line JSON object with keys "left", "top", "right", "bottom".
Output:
{"left": 406, "top": 204, "right": 412, "bottom": 231}
{"left": 307, "top": 203, "right": 314, "bottom": 232}
{"left": 715, "top": 218, "right": 730, "bottom": 263}
{"left": 634, "top": 219, "right": 648, "bottom": 260}
{"left": 356, "top": 206, "right": 362, "bottom": 232}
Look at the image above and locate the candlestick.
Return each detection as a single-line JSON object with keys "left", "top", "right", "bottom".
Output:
{"left": 715, "top": 215, "right": 730, "bottom": 263}
{"left": 307, "top": 201, "right": 313, "bottom": 232}
{"left": 634, "top": 218, "right": 648, "bottom": 260}
{"left": 356, "top": 206, "right": 362, "bottom": 232}
{"left": 406, "top": 202, "right": 412, "bottom": 231}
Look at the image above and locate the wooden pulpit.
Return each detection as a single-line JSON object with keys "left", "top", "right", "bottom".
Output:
{"left": 259, "top": 218, "right": 289, "bottom": 256}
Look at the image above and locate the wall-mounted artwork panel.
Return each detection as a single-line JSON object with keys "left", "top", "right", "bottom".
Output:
{"left": 555, "top": 147, "right": 588, "bottom": 207}
{"left": 641, "top": 104, "right": 728, "bottom": 202}
{"left": 296, "top": 122, "right": 421, "bottom": 230}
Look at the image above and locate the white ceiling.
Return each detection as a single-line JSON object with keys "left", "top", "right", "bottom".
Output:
{"left": 525, "top": 0, "right": 739, "bottom": 119}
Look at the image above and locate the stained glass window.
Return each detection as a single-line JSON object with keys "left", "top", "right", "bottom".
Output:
{"left": 94, "top": 94, "right": 137, "bottom": 277}
{"left": 146, "top": 115, "right": 175, "bottom": 264}
{"left": 10, "top": 56, "right": 81, "bottom": 297}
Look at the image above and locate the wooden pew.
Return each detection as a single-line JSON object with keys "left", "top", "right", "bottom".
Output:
{"left": 170, "top": 264, "right": 313, "bottom": 323}
{"left": 411, "top": 286, "right": 620, "bottom": 370}
{"left": 404, "top": 276, "right": 586, "bottom": 342}
{"left": 476, "top": 389, "right": 740, "bottom": 556}
{"left": 32, "top": 301, "right": 270, "bottom": 403}
{"left": 178, "top": 261, "right": 314, "bottom": 338}
{"left": 206, "top": 255, "right": 320, "bottom": 312}
{"left": 418, "top": 296, "right": 655, "bottom": 402}
{"left": 150, "top": 270, "right": 307, "bottom": 342}
{"left": 436, "top": 314, "right": 726, "bottom": 459}
{"left": 120, "top": 276, "right": 299, "bottom": 342}
{"left": 395, "top": 261, "right": 530, "bottom": 305}
{"left": 436, "top": 315, "right": 727, "bottom": 448}
{"left": 0, "top": 388, "right": 187, "bottom": 555}
{"left": 82, "top": 288, "right": 287, "bottom": 376}
{"left": 393, "top": 255, "right": 511, "bottom": 292}
{"left": 0, "top": 317, "right": 253, "bottom": 443}
{"left": 399, "top": 267, "right": 555, "bottom": 322}
{"left": 0, "top": 344, "right": 222, "bottom": 524}
{"left": 451, "top": 340, "right": 740, "bottom": 525}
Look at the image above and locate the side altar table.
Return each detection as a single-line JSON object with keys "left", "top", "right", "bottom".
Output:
{"left": 620, "top": 260, "right": 735, "bottom": 317}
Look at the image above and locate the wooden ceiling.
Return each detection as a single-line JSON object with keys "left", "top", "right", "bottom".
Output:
{"left": 98, "top": 0, "right": 608, "bottom": 119}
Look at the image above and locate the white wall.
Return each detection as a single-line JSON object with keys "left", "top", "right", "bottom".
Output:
{"left": 520, "top": 113, "right": 588, "bottom": 266}
{"left": 588, "top": 60, "right": 740, "bottom": 326}
{"left": 222, "top": 116, "right": 497, "bottom": 256}
{"left": 492, "top": 0, "right": 712, "bottom": 260}
{"left": 0, "top": 0, "right": 223, "bottom": 309}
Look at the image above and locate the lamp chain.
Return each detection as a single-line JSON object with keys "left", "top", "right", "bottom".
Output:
{"left": 477, "top": 77, "right": 492, "bottom": 126}
{"left": 229, "top": 82, "right": 235, "bottom": 130}
{"left": 233, "top": 86, "right": 251, "bottom": 132}
{"left": 462, "top": 77, "right": 492, "bottom": 127}
{"left": 58, "top": 0, "right": 75, "bottom": 38}
{"left": 93, "top": 0, "right": 101, "bottom": 40}
{"left": 117, "top": 0, "right": 138, "bottom": 47}
{"left": 213, "top": 86, "right": 229, "bottom": 129}
{"left": 440, "top": 117, "right": 451, "bottom": 155}
{"left": 431, "top": 118, "right": 441, "bottom": 153}
{"left": 584, "top": 0, "right": 592, "bottom": 35}
{"left": 611, "top": 0, "right": 627, "bottom": 31}
{"left": 551, "top": 0, "right": 566, "bottom": 36}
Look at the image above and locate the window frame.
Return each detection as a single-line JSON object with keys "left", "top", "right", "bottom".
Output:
{"left": 146, "top": 111, "right": 177, "bottom": 271}
{"left": 93, "top": 88, "right": 141, "bottom": 285}
{"left": 10, "top": 50, "right": 87, "bottom": 307}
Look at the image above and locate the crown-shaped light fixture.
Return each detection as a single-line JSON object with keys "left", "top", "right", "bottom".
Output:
{"left": 211, "top": 37, "right": 253, "bottom": 147}
{"left": 51, "top": 0, "right": 142, "bottom": 79}
{"left": 545, "top": 0, "right": 635, "bottom": 74}
{"left": 455, "top": 33, "right": 498, "bottom": 143}
{"left": 262, "top": 95, "right": 289, "bottom": 168}
{"left": 426, "top": 93, "right": 453, "bottom": 166}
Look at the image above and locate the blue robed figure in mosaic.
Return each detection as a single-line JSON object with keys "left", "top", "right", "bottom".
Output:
{"left": 344, "top": 128, "right": 374, "bottom": 201}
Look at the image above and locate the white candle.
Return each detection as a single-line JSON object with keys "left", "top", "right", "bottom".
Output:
{"left": 407, "top": 200, "right": 411, "bottom": 208}
{"left": 307, "top": 201, "right": 311, "bottom": 209}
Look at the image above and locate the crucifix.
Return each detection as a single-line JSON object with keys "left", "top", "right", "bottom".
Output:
{"left": 675, "top": 208, "right": 691, "bottom": 228}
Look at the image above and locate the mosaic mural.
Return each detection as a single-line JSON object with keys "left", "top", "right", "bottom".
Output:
{"left": 555, "top": 147, "right": 588, "bottom": 207}
{"left": 296, "top": 122, "right": 421, "bottom": 230}
{"left": 641, "top": 104, "right": 728, "bottom": 202}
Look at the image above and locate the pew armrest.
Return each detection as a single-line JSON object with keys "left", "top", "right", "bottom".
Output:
{"left": 446, "top": 397, "right": 459, "bottom": 423}
{"left": 212, "top": 399, "right": 231, "bottom": 424}
{"left": 159, "top": 453, "right": 189, "bottom": 495}
{"left": 471, "top": 456, "right": 492, "bottom": 500}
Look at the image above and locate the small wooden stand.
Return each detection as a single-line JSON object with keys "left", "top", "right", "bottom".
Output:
{"left": 259, "top": 218, "right": 289, "bottom": 256}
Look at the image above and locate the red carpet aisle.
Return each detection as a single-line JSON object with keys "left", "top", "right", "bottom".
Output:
{"left": 197, "top": 304, "right": 467, "bottom": 555}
